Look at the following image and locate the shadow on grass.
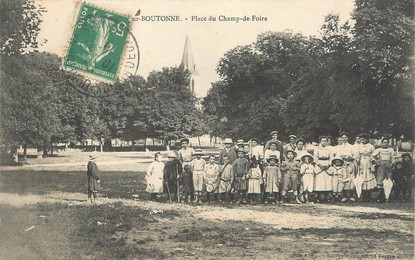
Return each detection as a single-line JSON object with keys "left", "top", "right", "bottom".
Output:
{"left": 0, "top": 170, "right": 147, "bottom": 199}
{"left": 0, "top": 202, "right": 181, "bottom": 259}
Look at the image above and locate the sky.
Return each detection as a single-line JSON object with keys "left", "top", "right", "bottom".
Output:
{"left": 37, "top": 0, "right": 355, "bottom": 97}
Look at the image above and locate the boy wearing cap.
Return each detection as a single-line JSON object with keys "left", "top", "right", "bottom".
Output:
{"left": 263, "top": 155, "right": 281, "bottom": 204}
{"left": 87, "top": 154, "right": 101, "bottom": 203}
{"left": 164, "top": 152, "right": 183, "bottom": 202}
{"left": 219, "top": 138, "right": 238, "bottom": 165}
{"left": 192, "top": 149, "right": 206, "bottom": 203}
{"left": 300, "top": 154, "right": 315, "bottom": 203}
{"left": 280, "top": 150, "right": 301, "bottom": 203}
{"left": 233, "top": 148, "right": 250, "bottom": 205}
{"left": 328, "top": 157, "right": 346, "bottom": 203}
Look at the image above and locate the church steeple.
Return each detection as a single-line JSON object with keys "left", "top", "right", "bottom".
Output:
{"left": 180, "top": 35, "right": 197, "bottom": 93}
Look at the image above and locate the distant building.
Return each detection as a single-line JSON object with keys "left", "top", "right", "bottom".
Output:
{"left": 180, "top": 35, "right": 198, "bottom": 93}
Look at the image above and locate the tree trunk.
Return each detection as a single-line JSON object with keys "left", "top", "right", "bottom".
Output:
{"left": 198, "top": 136, "right": 201, "bottom": 146}
{"left": 50, "top": 142, "right": 54, "bottom": 156}
{"left": 43, "top": 144, "right": 48, "bottom": 158}
{"left": 132, "top": 140, "right": 135, "bottom": 151}
{"left": 144, "top": 138, "right": 147, "bottom": 151}
{"left": 100, "top": 139, "right": 103, "bottom": 152}
{"left": 23, "top": 144, "right": 27, "bottom": 160}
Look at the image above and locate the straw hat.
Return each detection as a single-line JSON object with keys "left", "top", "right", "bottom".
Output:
{"left": 301, "top": 154, "right": 313, "bottom": 163}
{"left": 236, "top": 139, "right": 244, "bottom": 145}
{"left": 286, "top": 150, "right": 297, "bottom": 158}
{"left": 223, "top": 138, "right": 233, "bottom": 144}
{"left": 331, "top": 157, "right": 345, "bottom": 166}
{"left": 89, "top": 153, "right": 98, "bottom": 160}
{"left": 167, "top": 151, "right": 177, "bottom": 158}
{"left": 194, "top": 149, "right": 204, "bottom": 155}
{"left": 267, "top": 155, "right": 279, "bottom": 163}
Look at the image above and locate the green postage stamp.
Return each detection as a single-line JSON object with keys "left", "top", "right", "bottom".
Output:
{"left": 63, "top": 2, "right": 131, "bottom": 82}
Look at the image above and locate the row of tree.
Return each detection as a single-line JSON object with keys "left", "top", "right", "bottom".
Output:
{"left": 203, "top": 0, "right": 414, "bottom": 142}
{"left": 0, "top": 52, "right": 205, "bottom": 155}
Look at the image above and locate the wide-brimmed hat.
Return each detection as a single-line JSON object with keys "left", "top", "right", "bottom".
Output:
{"left": 270, "top": 131, "right": 278, "bottom": 136}
{"left": 288, "top": 135, "right": 297, "bottom": 139}
{"left": 89, "top": 153, "right": 98, "bottom": 160}
{"left": 223, "top": 138, "right": 233, "bottom": 144}
{"left": 167, "top": 151, "right": 177, "bottom": 158}
{"left": 331, "top": 157, "right": 345, "bottom": 166}
{"left": 194, "top": 149, "right": 203, "bottom": 155}
{"left": 301, "top": 154, "right": 313, "bottom": 163}
{"left": 286, "top": 150, "right": 297, "bottom": 158}
{"left": 237, "top": 148, "right": 246, "bottom": 154}
{"left": 251, "top": 138, "right": 259, "bottom": 143}
{"left": 267, "top": 155, "right": 279, "bottom": 163}
{"left": 236, "top": 139, "right": 244, "bottom": 145}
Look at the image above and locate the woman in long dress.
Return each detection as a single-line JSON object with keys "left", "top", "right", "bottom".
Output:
{"left": 358, "top": 134, "right": 377, "bottom": 202}
{"left": 313, "top": 136, "right": 333, "bottom": 203}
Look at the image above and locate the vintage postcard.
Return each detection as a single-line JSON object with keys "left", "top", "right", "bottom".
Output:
{"left": 0, "top": 0, "right": 413, "bottom": 259}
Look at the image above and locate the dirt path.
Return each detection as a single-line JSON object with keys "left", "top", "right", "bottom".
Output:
{"left": 1, "top": 192, "right": 412, "bottom": 232}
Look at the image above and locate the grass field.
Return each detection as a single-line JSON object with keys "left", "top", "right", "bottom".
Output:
{"left": 0, "top": 150, "right": 413, "bottom": 259}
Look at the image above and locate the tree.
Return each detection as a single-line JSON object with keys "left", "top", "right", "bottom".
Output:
{"left": 140, "top": 67, "right": 204, "bottom": 145}
{"left": 205, "top": 31, "right": 326, "bottom": 141}
{"left": 1, "top": 53, "right": 62, "bottom": 156}
{"left": 0, "top": 0, "right": 44, "bottom": 55}
{"left": 352, "top": 0, "right": 414, "bottom": 139}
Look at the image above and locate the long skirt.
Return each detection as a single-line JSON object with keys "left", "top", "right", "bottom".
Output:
{"left": 314, "top": 166, "right": 332, "bottom": 191}
{"left": 248, "top": 179, "right": 262, "bottom": 194}
{"left": 360, "top": 157, "right": 377, "bottom": 190}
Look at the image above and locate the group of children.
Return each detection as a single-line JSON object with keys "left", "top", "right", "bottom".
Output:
{"left": 145, "top": 132, "right": 414, "bottom": 205}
